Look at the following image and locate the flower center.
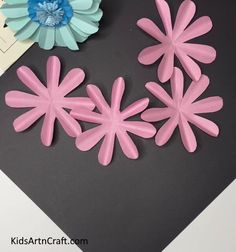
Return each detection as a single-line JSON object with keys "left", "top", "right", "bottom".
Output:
{"left": 103, "top": 111, "right": 124, "bottom": 132}
{"left": 37, "top": 1, "right": 64, "bottom": 26}
{"left": 28, "top": 0, "right": 73, "bottom": 27}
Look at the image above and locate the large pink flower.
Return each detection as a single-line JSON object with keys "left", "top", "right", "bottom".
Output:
{"left": 71, "top": 77, "right": 156, "bottom": 166}
{"left": 141, "top": 68, "right": 223, "bottom": 152}
{"left": 5, "top": 56, "right": 94, "bottom": 146}
{"left": 137, "top": 0, "right": 216, "bottom": 83}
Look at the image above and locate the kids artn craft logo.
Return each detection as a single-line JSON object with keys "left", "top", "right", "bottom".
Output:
{"left": 11, "top": 236, "right": 88, "bottom": 246}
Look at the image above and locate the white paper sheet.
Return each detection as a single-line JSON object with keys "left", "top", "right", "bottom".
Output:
{"left": 0, "top": 170, "right": 83, "bottom": 252}
{"left": 0, "top": 1, "right": 33, "bottom": 76}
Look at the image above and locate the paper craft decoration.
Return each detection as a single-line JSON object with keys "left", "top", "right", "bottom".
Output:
{"left": 141, "top": 67, "right": 223, "bottom": 152}
{"left": 0, "top": 1, "right": 33, "bottom": 76}
{"left": 0, "top": 0, "right": 103, "bottom": 50}
{"left": 137, "top": 0, "right": 216, "bottom": 83}
{"left": 5, "top": 56, "right": 94, "bottom": 146}
{"left": 71, "top": 77, "right": 156, "bottom": 166}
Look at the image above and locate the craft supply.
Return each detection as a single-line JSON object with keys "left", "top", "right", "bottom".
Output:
{"left": 0, "top": 0, "right": 103, "bottom": 50}
{"left": 137, "top": 0, "right": 216, "bottom": 83}
{"left": 141, "top": 67, "right": 223, "bottom": 152}
{"left": 5, "top": 56, "right": 94, "bottom": 146}
{"left": 71, "top": 77, "right": 156, "bottom": 166}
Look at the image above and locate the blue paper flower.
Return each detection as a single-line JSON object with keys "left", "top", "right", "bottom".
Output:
{"left": 1, "top": 0, "right": 103, "bottom": 50}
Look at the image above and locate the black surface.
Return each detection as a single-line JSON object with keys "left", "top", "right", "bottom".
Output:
{"left": 0, "top": 0, "right": 235, "bottom": 251}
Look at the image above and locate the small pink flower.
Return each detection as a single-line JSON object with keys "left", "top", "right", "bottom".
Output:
{"left": 5, "top": 56, "right": 94, "bottom": 146}
{"left": 137, "top": 0, "right": 216, "bottom": 83}
{"left": 71, "top": 77, "right": 156, "bottom": 166}
{"left": 141, "top": 68, "right": 223, "bottom": 152}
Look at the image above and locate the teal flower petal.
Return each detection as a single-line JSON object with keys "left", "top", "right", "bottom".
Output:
{"left": 71, "top": 14, "right": 99, "bottom": 34}
{"left": 57, "top": 26, "right": 79, "bottom": 50}
{"left": 6, "top": 16, "right": 31, "bottom": 31}
{"left": 1, "top": 4, "right": 28, "bottom": 18}
{"left": 55, "top": 29, "right": 66, "bottom": 47}
{"left": 82, "top": 9, "right": 103, "bottom": 22}
{"left": 70, "top": 0, "right": 93, "bottom": 11}
{"left": 15, "top": 21, "right": 40, "bottom": 40}
{"left": 74, "top": 1, "right": 100, "bottom": 14}
{"left": 30, "top": 28, "right": 41, "bottom": 42}
{"left": 38, "top": 27, "right": 55, "bottom": 50}
{"left": 4, "top": 0, "right": 28, "bottom": 5}
{"left": 72, "top": 31, "right": 88, "bottom": 43}
{"left": 69, "top": 23, "right": 89, "bottom": 42}
{"left": 70, "top": 23, "right": 89, "bottom": 37}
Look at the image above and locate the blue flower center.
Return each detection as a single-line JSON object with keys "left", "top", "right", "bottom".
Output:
{"left": 28, "top": 0, "right": 73, "bottom": 27}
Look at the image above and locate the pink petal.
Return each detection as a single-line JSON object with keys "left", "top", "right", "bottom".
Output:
{"left": 137, "top": 18, "right": 166, "bottom": 42}
{"left": 145, "top": 82, "right": 173, "bottom": 106}
{"left": 190, "top": 96, "right": 223, "bottom": 114}
{"left": 138, "top": 44, "right": 166, "bottom": 65}
{"left": 5, "top": 91, "right": 43, "bottom": 108}
{"left": 58, "top": 68, "right": 85, "bottom": 96}
{"left": 173, "top": 0, "right": 196, "bottom": 40}
{"left": 155, "top": 116, "right": 178, "bottom": 146}
{"left": 178, "top": 16, "right": 213, "bottom": 43}
{"left": 76, "top": 125, "right": 105, "bottom": 151}
{"left": 111, "top": 77, "right": 125, "bottom": 111}
{"left": 187, "top": 114, "right": 220, "bottom": 137}
{"left": 70, "top": 109, "right": 103, "bottom": 124}
{"left": 17, "top": 66, "right": 48, "bottom": 97}
{"left": 117, "top": 130, "right": 139, "bottom": 159}
{"left": 182, "top": 75, "right": 210, "bottom": 105}
{"left": 121, "top": 98, "right": 149, "bottom": 120}
{"left": 175, "top": 48, "right": 201, "bottom": 81}
{"left": 179, "top": 114, "right": 197, "bottom": 152}
{"left": 98, "top": 133, "right": 115, "bottom": 166}
{"left": 13, "top": 107, "right": 45, "bottom": 132}
{"left": 158, "top": 49, "right": 175, "bottom": 83}
{"left": 141, "top": 107, "right": 173, "bottom": 122}
{"left": 41, "top": 110, "right": 56, "bottom": 147}
{"left": 123, "top": 121, "right": 156, "bottom": 138}
{"left": 47, "top": 56, "right": 61, "bottom": 93}
{"left": 155, "top": 0, "right": 172, "bottom": 36}
{"left": 86, "top": 84, "right": 110, "bottom": 114}
{"left": 180, "top": 43, "right": 216, "bottom": 64}
{"left": 61, "top": 97, "right": 95, "bottom": 110}
{"left": 55, "top": 107, "right": 81, "bottom": 137}
{"left": 171, "top": 67, "right": 184, "bottom": 104}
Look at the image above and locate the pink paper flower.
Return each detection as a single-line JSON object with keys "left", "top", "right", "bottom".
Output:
{"left": 141, "top": 67, "right": 223, "bottom": 152}
{"left": 71, "top": 77, "right": 156, "bottom": 166}
{"left": 5, "top": 56, "right": 94, "bottom": 146}
{"left": 137, "top": 0, "right": 216, "bottom": 83}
